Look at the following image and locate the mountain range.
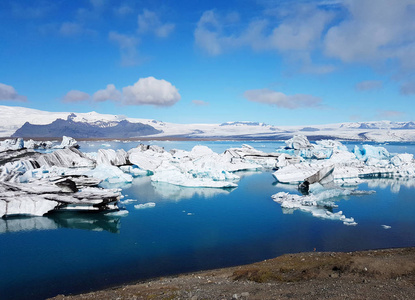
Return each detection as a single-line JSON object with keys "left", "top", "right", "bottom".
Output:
{"left": 1, "top": 105, "right": 415, "bottom": 142}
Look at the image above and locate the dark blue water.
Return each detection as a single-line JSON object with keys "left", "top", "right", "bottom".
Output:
{"left": 1, "top": 141, "right": 415, "bottom": 300}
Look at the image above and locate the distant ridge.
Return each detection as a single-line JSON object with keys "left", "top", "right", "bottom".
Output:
{"left": 1, "top": 105, "right": 415, "bottom": 142}
{"left": 12, "top": 118, "right": 161, "bottom": 138}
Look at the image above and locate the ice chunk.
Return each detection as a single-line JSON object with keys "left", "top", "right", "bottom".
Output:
{"left": 391, "top": 153, "right": 414, "bottom": 166}
{"left": 84, "top": 165, "right": 133, "bottom": 185}
{"left": 381, "top": 225, "right": 391, "bottom": 229}
{"left": 285, "top": 135, "right": 312, "bottom": 150}
{"left": 271, "top": 188, "right": 371, "bottom": 225}
{"left": 36, "top": 147, "right": 95, "bottom": 168}
{"left": 134, "top": 202, "right": 156, "bottom": 209}
{"left": 353, "top": 145, "right": 390, "bottom": 161}
{"left": 0, "top": 195, "right": 59, "bottom": 217}
{"left": 119, "top": 199, "right": 137, "bottom": 205}
{"left": 24, "top": 139, "right": 53, "bottom": 150}
{"left": 128, "top": 144, "right": 172, "bottom": 172}
{"left": 0, "top": 138, "right": 24, "bottom": 151}
{"left": 54, "top": 136, "right": 79, "bottom": 149}
{"left": 151, "top": 160, "right": 238, "bottom": 188}
{"left": 96, "top": 148, "right": 128, "bottom": 166}
{"left": 119, "top": 165, "right": 149, "bottom": 176}
{"left": 316, "top": 140, "right": 348, "bottom": 151}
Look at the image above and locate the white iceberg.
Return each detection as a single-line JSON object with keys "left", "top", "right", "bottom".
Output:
{"left": 84, "top": 164, "right": 133, "bottom": 185}
{"left": 134, "top": 202, "right": 156, "bottom": 209}
{"left": 271, "top": 188, "right": 374, "bottom": 226}
{"left": 0, "top": 138, "right": 24, "bottom": 151}
{"left": 53, "top": 136, "right": 79, "bottom": 149}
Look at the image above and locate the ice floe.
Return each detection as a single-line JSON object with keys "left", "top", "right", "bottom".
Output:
{"left": 134, "top": 202, "right": 156, "bottom": 209}
{"left": 272, "top": 188, "right": 375, "bottom": 226}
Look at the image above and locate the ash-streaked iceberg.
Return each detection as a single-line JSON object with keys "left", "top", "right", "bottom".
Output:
{"left": 273, "top": 136, "right": 415, "bottom": 185}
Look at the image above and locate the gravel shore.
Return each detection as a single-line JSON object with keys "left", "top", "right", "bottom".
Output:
{"left": 50, "top": 247, "right": 415, "bottom": 300}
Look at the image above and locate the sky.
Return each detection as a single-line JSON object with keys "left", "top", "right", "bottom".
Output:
{"left": 0, "top": 0, "right": 415, "bottom": 126}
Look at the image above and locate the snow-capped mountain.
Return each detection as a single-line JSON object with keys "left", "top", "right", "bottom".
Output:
{"left": 1, "top": 105, "right": 415, "bottom": 142}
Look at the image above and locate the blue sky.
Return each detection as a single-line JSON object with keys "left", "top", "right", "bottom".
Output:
{"left": 0, "top": 0, "right": 414, "bottom": 126}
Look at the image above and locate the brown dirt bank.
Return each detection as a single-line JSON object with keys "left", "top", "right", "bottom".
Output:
{"left": 50, "top": 247, "right": 415, "bottom": 300}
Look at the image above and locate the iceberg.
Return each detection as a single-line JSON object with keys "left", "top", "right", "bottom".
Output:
{"left": 285, "top": 135, "right": 313, "bottom": 150}
{"left": 36, "top": 147, "right": 95, "bottom": 169}
{"left": 84, "top": 164, "right": 133, "bottom": 185}
{"left": 273, "top": 137, "right": 415, "bottom": 185}
{"left": 0, "top": 138, "right": 24, "bottom": 152}
{"left": 96, "top": 148, "right": 128, "bottom": 166}
{"left": 53, "top": 136, "right": 79, "bottom": 149}
{"left": 151, "top": 160, "right": 238, "bottom": 188}
{"left": 128, "top": 144, "right": 172, "bottom": 172}
{"left": 353, "top": 145, "right": 390, "bottom": 161}
{"left": 134, "top": 202, "right": 156, "bottom": 209}
{"left": 0, "top": 174, "right": 121, "bottom": 217}
{"left": 272, "top": 188, "right": 375, "bottom": 225}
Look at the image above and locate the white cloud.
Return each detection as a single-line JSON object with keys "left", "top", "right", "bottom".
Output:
{"left": 137, "top": 9, "right": 175, "bottom": 38}
{"left": 355, "top": 80, "right": 383, "bottom": 91}
{"left": 115, "top": 5, "right": 133, "bottom": 16}
{"left": 400, "top": 80, "right": 415, "bottom": 95}
{"left": 62, "top": 90, "right": 90, "bottom": 103}
{"left": 376, "top": 110, "right": 406, "bottom": 119}
{"left": 122, "top": 77, "right": 181, "bottom": 107}
{"left": 59, "top": 22, "right": 83, "bottom": 36}
{"left": 0, "top": 83, "right": 27, "bottom": 102}
{"left": 109, "top": 31, "right": 140, "bottom": 66}
{"left": 194, "top": 6, "right": 334, "bottom": 74}
{"left": 244, "top": 89, "right": 322, "bottom": 109}
{"left": 93, "top": 84, "right": 122, "bottom": 102}
{"left": 268, "top": 5, "right": 334, "bottom": 52}
{"left": 63, "top": 77, "right": 181, "bottom": 107}
{"left": 192, "top": 100, "right": 209, "bottom": 106}
{"left": 194, "top": 0, "right": 415, "bottom": 80}
{"left": 324, "top": 0, "right": 415, "bottom": 65}
{"left": 194, "top": 10, "right": 244, "bottom": 56}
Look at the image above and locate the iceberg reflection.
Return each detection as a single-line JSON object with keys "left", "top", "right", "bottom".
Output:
{"left": 365, "top": 178, "right": 415, "bottom": 193}
{"left": 0, "top": 211, "right": 125, "bottom": 234}
{"left": 151, "top": 181, "right": 236, "bottom": 201}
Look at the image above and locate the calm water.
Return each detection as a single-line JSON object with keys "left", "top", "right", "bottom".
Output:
{"left": 1, "top": 141, "right": 415, "bottom": 300}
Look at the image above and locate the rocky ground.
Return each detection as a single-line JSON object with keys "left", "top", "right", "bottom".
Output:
{"left": 50, "top": 247, "right": 415, "bottom": 300}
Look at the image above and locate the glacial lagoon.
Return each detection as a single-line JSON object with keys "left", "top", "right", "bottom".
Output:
{"left": 1, "top": 140, "right": 415, "bottom": 300}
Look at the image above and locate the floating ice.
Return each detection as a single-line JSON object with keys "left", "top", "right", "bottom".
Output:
{"left": 353, "top": 145, "right": 390, "bottom": 161}
{"left": 119, "top": 165, "right": 149, "bottom": 176}
{"left": 271, "top": 188, "right": 374, "bottom": 225}
{"left": 381, "top": 225, "right": 391, "bottom": 229}
{"left": 134, "top": 202, "right": 156, "bottom": 209}
{"left": 0, "top": 138, "right": 24, "bottom": 151}
{"left": 84, "top": 164, "right": 133, "bottom": 185}
{"left": 53, "top": 136, "right": 79, "bottom": 149}
{"left": 119, "top": 199, "right": 137, "bottom": 205}
{"left": 96, "top": 149, "right": 128, "bottom": 166}
{"left": 285, "top": 135, "right": 312, "bottom": 150}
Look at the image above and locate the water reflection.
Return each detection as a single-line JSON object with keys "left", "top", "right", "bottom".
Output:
{"left": 365, "top": 178, "right": 415, "bottom": 193}
{"left": 151, "top": 182, "right": 235, "bottom": 201}
{"left": 0, "top": 211, "right": 126, "bottom": 234}
{"left": 124, "top": 175, "right": 238, "bottom": 202}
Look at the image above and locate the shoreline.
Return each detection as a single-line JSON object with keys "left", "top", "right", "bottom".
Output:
{"left": 50, "top": 247, "right": 415, "bottom": 299}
